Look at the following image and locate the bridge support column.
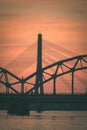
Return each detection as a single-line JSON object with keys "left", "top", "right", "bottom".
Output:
{"left": 35, "top": 34, "right": 43, "bottom": 95}
{"left": 21, "top": 77, "right": 24, "bottom": 94}
{"left": 72, "top": 71, "right": 74, "bottom": 94}
{"left": 7, "top": 100, "right": 30, "bottom": 116}
{"left": 37, "top": 103, "right": 43, "bottom": 113}
{"left": 4, "top": 73, "right": 9, "bottom": 94}
{"left": 6, "top": 87, "right": 9, "bottom": 94}
{"left": 53, "top": 78, "right": 56, "bottom": 95}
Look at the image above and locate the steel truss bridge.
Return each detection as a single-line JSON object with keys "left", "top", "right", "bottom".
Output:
{"left": 0, "top": 34, "right": 87, "bottom": 95}
{"left": 0, "top": 34, "right": 87, "bottom": 115}
{"left": 0, "top": 54, "right": 87, "bottom": 95}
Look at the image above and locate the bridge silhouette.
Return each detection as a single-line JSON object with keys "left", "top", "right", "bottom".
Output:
{"left": 0, "top": 34, "right": 87, "bottom": 115}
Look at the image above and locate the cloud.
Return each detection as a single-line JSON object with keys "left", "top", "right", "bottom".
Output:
{"left": 0, "top": 13, "right": 21, "bottom": 17}
{"left": 0, "top": 0, "right": 87, "bottom": 22}
{"left": 0, "top": 37, "right": 19, "bottom": 44}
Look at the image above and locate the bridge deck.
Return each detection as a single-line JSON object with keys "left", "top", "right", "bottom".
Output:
{"left": 0, "top": 94, "right": 87, "bottom": 111}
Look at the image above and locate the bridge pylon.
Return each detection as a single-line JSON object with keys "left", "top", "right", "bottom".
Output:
{"left": 35, "top": 34, "right": 43, "bottom": 95}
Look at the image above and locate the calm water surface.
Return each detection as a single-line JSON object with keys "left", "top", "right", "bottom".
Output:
{"left": 0, "top": 111, "right": 87, "bottom": 130}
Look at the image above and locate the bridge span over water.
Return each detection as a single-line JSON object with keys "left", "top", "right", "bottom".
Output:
{"left": 0, "top": 34, "right": 87, "bottom": 115}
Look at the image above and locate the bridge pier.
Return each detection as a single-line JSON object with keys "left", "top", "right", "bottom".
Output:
{"left": 37, "top": 103, "right": 42, "bottom": 113}
{"left": 7, "top": 100, "right": 30, "bottom": 116}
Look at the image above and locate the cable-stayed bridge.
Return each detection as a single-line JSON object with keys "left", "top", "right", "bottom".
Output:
{"left": 0, "top": 34, "right": 87, "bottom": 115}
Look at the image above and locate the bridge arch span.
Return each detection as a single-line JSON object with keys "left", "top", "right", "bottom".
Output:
{"left": 0, "top": 67, "right": 21, "bottom": 94}
{"left": 25, "top": 54, "right": 87, "bottom": 94}
{"left": 0, "top": 54, "right": 87, "bottom": 94}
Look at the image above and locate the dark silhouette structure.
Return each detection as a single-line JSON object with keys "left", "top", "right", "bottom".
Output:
{"left": 0, "top": 34, "right": 87, "bottom": 115}
{"left": 0, "top": 34, "right": 87, "bottom": 95}
{"left": 35, "top": 34, "right": 43, "bottom": 94}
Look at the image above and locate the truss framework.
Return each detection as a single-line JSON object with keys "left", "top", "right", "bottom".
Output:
{"left": 0, "top": 54, "right": 87, "bottom": 94}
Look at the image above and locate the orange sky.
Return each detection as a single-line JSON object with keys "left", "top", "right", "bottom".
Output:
{"left": 0, "top": 0, "right": 87, "bottom": 68}
{"left": 0, "top": 0, "right": 87, "bottom": 93}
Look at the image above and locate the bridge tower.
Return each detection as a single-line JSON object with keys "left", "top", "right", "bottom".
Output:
{"left": 35, "top": 34, "right": 43, "bottom": 95}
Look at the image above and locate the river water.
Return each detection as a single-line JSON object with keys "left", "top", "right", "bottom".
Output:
{"left": 0, "top": 111, "right": 87, "bottom": 130}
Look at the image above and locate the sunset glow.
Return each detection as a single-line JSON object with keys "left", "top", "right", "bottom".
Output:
{"left": 0, "top": 0, "right": 87, "bottom": 93}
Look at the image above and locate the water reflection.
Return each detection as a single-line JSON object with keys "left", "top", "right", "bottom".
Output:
{"left": 0, "top": 111, "right": 87, "bottom": 130}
